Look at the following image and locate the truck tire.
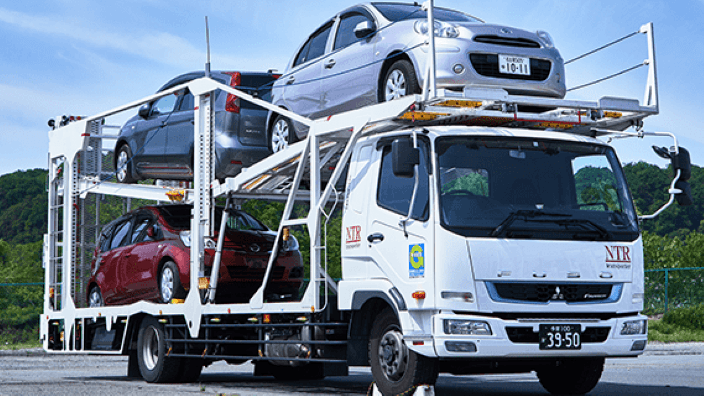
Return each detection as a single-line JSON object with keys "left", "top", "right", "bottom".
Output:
{"left": 369, "top": 307, "right": 438, "bottom": 396}
{"left": 537, "top": 358, "right": 605, "bottom": 395}
{"left": 178, "top": 358, "right": 204, "bottom": 382}
{"left": 136, "top": 316, "right": 181, "bottom": 383}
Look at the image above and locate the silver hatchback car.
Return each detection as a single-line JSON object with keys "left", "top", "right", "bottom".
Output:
{"left": 268, "top": 2, "right": 566, "bottom": 152}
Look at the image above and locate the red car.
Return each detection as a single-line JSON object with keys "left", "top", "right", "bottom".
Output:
{"left": 87, "top": 204, "right": 303, "bottom": 306}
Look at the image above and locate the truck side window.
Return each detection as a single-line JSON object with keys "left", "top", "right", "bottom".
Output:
{"left": 376, "top": 142, "right": 429, "bottom": 220}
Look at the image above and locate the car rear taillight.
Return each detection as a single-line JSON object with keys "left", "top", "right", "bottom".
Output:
{"left": 224, "top": 72, "right": 241, "bottom": 113}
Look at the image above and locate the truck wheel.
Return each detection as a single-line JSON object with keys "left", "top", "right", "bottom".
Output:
{"left": 537, "top": 358, "right": 605, "bottom": 395}
{"left": 159, "top": 261, "right": 185, "bottom": 303}
{"left": 115, "top": 145, "right": 136, "bottom": 184}
{"left": 369, "top": 307, "right": 438, "bottom": 395}
{"left": 136, "top": 316, "right": 181, "bottom": 383}
{"left": 379, "top": 60, "right": 419, "bottom": 103}
{"left": 270, "top": 115, "right": 297, "bottom": 154}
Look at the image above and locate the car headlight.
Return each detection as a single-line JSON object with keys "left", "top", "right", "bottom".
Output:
{"left": 536, "top": 30, "right": 554, "bottom": 48}
{"left": 621, "top": 319, "right": 647, "bottom": 335}
{"left": 414, "top": 20, "right": 459, "bottom": 38}
{"left": 282, "top": 234, "right": 299, "bottom": 252}
{"left": 180, "top": 231, "right": 191, "bottom": 247}
{"left": 444, "top": 319, "right": 492, "bottom": 335}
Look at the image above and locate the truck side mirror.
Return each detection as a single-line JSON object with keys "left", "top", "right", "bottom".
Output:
{"left": 675, "top": 180, "right": 693, "bottom": 206}
{"left": 673, "top": 147, "right": 691, "bottom": 182}
{"left": 652, "top": 145, "right": 691, "bottom": 181}
{"left": 392, "top": 138, "right": 419, "bottom": 178}
{"left": 138, "top": 103, "right": 151, "bottom": 119}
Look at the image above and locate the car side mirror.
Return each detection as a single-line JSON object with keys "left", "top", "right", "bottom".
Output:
{"left": 147, "top": 226, "right": 156, "bottom": 238}
{"left": 138, "top": 103, "right": 151, "bottom": 119}
{"left": 392, "top": 138, "right": 419, "bottom": 178}
{"left": 354, "top": 21, "right": 375, "bottom": 38}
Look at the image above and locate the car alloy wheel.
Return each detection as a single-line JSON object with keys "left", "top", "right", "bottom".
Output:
{"left": 88, "top": 287, "right": 103, "bottom": 308}
{"left": 271, "top": 116, "right": 294, "bottom": 153}
{"left": 115, "top": 145, "right": 136, "bottom": 183}
{"left": 160, "top": 266, "right": 175, "bottom": 303}
{"left": 385, "top": 69, "right": 407, "bottom": 101}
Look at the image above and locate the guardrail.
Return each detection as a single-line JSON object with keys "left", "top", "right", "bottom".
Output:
{"left": 644, "top": 267, "right": 704, "bottom": 314}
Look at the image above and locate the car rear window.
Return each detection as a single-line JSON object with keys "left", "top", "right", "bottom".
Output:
{"left": 239, "top": 74, "right": 278, "bottom": 108}
{"left": 158, "top": 206, "right": 192, "bottom": 230}
{"left": 157, "top": 205, "right": 268, "bottom": 232}
{"left": 372, "top": 3, "right": 482, "bottom": 23}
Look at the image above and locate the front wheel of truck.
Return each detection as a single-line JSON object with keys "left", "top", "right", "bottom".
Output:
{"left": 369, "top": 307, "right": 438, "bottom": 396}
{"left": 537, "top": 357, "right": 605, "bottom": 395}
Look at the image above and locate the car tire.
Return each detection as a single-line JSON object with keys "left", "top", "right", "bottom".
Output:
{"left": 137, "top": 316, "right": 182, "bottom": 383}
{"left": 115, "top": 144, "right": 137, "bottom": 184}
{"left": 159, "top": 261, "right": 185, "bottom": 303}
{"left": 270, "top": 115, "right": 297, "bottom": 154}
{"left": 379, "top": 60, "right": 419, "bottom": 103}
{"left": 537, "top": 358, "right": 605, "bottom": 395}
{"left": 369, "top": 307, "right": 438, "bottom": 396}
{"left": 88, "top": 286, "right": 103, "bottom": 308}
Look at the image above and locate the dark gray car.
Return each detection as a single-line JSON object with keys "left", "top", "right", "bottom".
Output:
{"left": 267, "top": 2, "right": 566, "bottom": 153}
{"left": 115, "top": 71, "right": 279, "bottom": 183}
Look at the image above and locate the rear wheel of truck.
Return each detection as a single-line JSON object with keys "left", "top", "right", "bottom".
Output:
{"left": 136, "top": 316, "right": 182, "bottom": 383}
{"left": 369, "top": 307, "right": 438, "bottom": 396}
{"left": 537, "top": 357, "right": 605, "bottom": 395}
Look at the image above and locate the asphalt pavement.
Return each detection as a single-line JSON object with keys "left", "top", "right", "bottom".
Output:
{"left": 1, "top": 342, "right": 703, "bottom": 395}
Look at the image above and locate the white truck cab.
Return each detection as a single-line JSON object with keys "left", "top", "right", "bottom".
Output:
{"left": 338, "top": 125, "right": 683, "bottom": 394}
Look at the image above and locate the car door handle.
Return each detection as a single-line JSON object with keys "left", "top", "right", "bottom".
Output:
{"left": 160, "top": 121, "right": 167, "bottom": 127}
{"left": 325, "top": 59, "right": 336, "bottom": 69}
{"left": 367, "top": 233, "right": 384, "bottom": 243}
{"left": 190, "top": 120, "right": 194, "bottom": 124}
{"left": 286, "top": 76, "right": 296, "bottom": 85}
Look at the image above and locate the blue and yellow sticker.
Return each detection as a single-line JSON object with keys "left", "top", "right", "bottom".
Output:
{"left": 409, "top": 243, "right": 425, "bottom": 278}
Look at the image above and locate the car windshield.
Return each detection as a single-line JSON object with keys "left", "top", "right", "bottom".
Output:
{"left": 435, "top": 137, "right": 639, "bottom": 241}
{"left": 372, "top": 3, "right": 482, "bottom": 23}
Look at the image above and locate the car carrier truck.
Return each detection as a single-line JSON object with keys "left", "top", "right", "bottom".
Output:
{"left": 41, "top": 14, "right": 691, "bottom": 396}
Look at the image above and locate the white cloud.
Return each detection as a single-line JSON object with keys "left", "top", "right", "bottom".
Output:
{"left": 0, "top": 7, "right": 203, "bottom": 68}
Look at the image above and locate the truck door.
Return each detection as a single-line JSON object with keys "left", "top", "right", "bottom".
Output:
{"left": 365, "top": 138, "right": 435, "bottom": 307}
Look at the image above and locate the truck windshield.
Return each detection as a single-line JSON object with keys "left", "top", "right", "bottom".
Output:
{"left": 435, "top": 137, "right": 639, "bottom": 241}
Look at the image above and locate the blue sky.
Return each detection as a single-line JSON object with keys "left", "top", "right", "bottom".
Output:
{"left": 1, "top": 0, "right": 703, "bottom": 176}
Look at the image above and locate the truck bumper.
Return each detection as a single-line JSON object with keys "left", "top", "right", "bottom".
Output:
{"left": 419, "top": 312, "right": 648, "bottom": 359}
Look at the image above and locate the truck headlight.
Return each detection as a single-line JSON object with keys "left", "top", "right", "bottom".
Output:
{"left": 621, "top": 319, "right": 647, "bottom": 335}
{"left": 444, "top": 319, "right": 492, "bottom": 335}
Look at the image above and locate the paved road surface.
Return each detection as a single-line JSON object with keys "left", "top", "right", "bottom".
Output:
{"left": 1, "top": 343, "right": 703, "bottom": 395}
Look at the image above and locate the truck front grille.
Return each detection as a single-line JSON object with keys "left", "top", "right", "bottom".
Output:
{"left": 469, "top": 54, "right": 551, "bottom": 81}
{"left": 487, "top": 282, "right": 618, "bottom": 304}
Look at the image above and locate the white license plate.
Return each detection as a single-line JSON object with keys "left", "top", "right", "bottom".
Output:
{"left": 499, "top": 54, "right": 531, "bottom": 76}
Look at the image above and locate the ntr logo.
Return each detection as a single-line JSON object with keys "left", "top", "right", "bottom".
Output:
{"left": 606, "top": 246, "right": 631, "bottom": 263}
{"left": 346, "top": 226, "right": 361, "bottom": 244}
